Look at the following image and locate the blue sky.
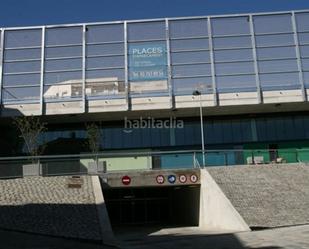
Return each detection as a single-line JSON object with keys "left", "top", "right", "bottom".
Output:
{"left": 0, "top": 0, "right": 309, "bottom": 27}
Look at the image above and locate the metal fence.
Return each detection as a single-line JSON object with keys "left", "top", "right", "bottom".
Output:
{"left": 0, "top": 148, "right": 308, "bottom": 179}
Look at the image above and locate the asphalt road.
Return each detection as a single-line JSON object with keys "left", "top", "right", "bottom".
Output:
{"left": 117, "top": 225, "right": 309, "bottom": 249}
{"left": 0, "top": 229, "right": 114, "bottom": 249}
{"left": 1, "top": 224, "right": 309, "bottom": 249}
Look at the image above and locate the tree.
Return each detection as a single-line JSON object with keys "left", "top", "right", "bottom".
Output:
{"left": 85, "top": 122, "right": 102, "bottom": 164}
{"left": 13, "top": 115, "right": 47, "bottom": 162}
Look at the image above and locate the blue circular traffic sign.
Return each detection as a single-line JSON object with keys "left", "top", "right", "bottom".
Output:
{"left": 168, "top": 175, "right": 176, "bottom": 184}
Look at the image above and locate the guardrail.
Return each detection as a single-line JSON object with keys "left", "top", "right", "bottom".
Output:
{"left": 0, "top": 149, "right": 308, "bottom": 179}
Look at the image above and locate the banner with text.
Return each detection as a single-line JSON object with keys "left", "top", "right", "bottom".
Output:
{"left": 129, "top": 42, "right": 167, "bottom": 82}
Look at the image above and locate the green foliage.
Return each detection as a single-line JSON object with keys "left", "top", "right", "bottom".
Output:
{"left": 85, "top": 122, "right": 101, "bottom": 155}
{"left": 13, "top": 115, "right": 47, "bottom": 158}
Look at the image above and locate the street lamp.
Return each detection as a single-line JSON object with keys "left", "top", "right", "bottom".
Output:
{"left": 193, "top": 90, "right": 205, "bottom": 167}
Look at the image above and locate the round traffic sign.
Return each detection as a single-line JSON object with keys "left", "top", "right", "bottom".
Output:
{"left": 122, "top": 175, "right": 131, "bottom": 185}
{"left": 179, "top": 174, "right": 187, "bottom": 183}
{"left": 190, "top": 174, "right": 198, "bottom": 183}
{"left": 168, "top": 175, "right": 176, "bottom": 184}
{"left": 156, "top": 175, "right": 165, "bottom": 184}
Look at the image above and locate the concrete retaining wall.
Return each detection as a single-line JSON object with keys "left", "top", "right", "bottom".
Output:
{"left": 199, "top": 169, "right": 250, "bottom": 232}
{"left": 0, "top": 176, "right": 102, "bottom": 241}
{"left": 208, "top": 164, "right": 309, "bottom": 228}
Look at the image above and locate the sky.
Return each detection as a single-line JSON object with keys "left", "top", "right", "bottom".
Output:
{"left": 0, "top": 0, "right": 309, "bottom": 28}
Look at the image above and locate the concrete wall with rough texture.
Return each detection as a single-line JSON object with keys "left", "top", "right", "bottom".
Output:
{"left": 199, "top": 169, "right": 250, "bottom": 232}
{"left": 0, "top": 176, "right": 102, "bottom": 241}
{"left": 208, "top": 164, "right": 309, "bottom": 228}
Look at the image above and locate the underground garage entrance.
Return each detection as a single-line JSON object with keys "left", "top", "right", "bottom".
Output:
{"left": 103, "top": 185, "right": 200, "bottom": 228}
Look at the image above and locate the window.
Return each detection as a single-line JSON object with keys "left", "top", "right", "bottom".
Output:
{"left": 2, "top": 29, "right": 42, "bottom": 102}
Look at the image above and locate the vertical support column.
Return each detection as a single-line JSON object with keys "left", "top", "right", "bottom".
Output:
{"left": 124, "top": 21, "right": 129, "bottom": 110}
{"left": 39, "top": 26, "right": 45, "bottom": 115}
{"left": 82, "top": 24, "right": 86, "bottom": 112}
{"left": 0, "top": 29, "right": 4, "bottom": 107}
{"left": 165, "top": 18, "right": 173, "bottom": 108}
{"left": 292, "top": 11, "right": 306, "bottom": 101}
{"left": 207, "top": 17, "right": 218, "bottom": 106}
{"left": 249, "top": 15, "right": 262, "bottom": 104}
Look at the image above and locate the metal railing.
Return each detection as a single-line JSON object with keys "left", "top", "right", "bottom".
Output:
{"left": 0, "top": 148, "right": 308, "bottom": 179}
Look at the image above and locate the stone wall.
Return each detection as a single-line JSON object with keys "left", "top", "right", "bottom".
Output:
{"left": 0, "top": 176, "right": 102, "bottom": 241}
{"left": 208, "top": 164, "right": 309, "bottom": 228}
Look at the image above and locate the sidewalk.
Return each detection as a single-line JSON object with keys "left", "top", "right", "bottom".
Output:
{"left": 118, "top": 224, "right": 309, "bottom": 249}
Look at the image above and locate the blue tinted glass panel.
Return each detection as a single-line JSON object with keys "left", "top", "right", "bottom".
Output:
{"left": 256, "top": 118, "right": 267, "bottom": 141}
{"left": 172, "top": 64, "right": 211, "bottom": 77}
{"left": 298, "top": 33, "right": 309, "bottom": 45}
{"left": 216, "top": 75, "right": 256, "bottom": 92}
{"left": 170, "top": 38, "right": 209, "bottom": 51}
{"left": 214, "top": 48, "right": 253, "bottom": 62}
{"left": 44, "top": 71, "right": 82, "bottom": 85}
{"left": 87, "top": 43, "right": 124, "bottom": 56}
{"left": 172, "top": 51, "right": 210, "bottom": 64}
{"left": 215, "top": 61, "right": 254, "bottom": 75}
{"left": 161, "top": 154, "right": 194, "bottom": 169}
{"left": 2, "top": 86, "right": 40, "bottom": 101}
{"left": 258, "top": 59, "right": 298, "bottom": 73}
{"left": 2, "top": 73, "right": 40, "bottom": 87}
{"left": 213, "top": 36, "right": 251, "bottom": 49}
{"left": 46, "top": 27, "right": 82, "bottom": 46}
{"left": 300, "top": 45, "right": 309, "bottom": 58}
{"left": 169, "top": 19, "right": 208, "bottom": 38}
{"left": 257, "top": 47, "right": 296, "bottom": 59}
{"left": 255, "top": 34, "right": 295, "bottom": 47}
{"left": 295, "top": 12, "right": 309, "bottom": 32}
{"left": 5, "top": 29, "right": 42, "bottom": 48}
{"left": 253, "top": 14, "right": 293, "bottom": 34}
{"left": 4, "top": 61, "right": 41, "bottom": 73}
{"left": 302, "top": 72, "right": 309, "bottom": 87}
{"left": 85, "top": 79, "right": 125, "bottom": 97}
{"left": 260, "top": 72, "right": 300, "bottom": 90}
{"left": 86, "top": 24, "right": 124, "bottom": 43}
{"left": 128, "top": 21, "right": 165, "bottom": 41}
{"left": 45, "top": 46, "right": 82, "bottom": 58}
{"left": 205, "top": 121, "right": 214, "bottom": 144}
{"left": 221, "top": 120, "right": 232, "bottom": 143}
{"left": 231, "top": 120, "right": 243, "bottom": 143}
{"left": 45, "top": 58, "right": 82, "bottom": 71}
{"left": 293, "top": 117, "right": 305, "bottom": 139}
{"left": 301, "top": 58, "right": 309, "bottom": 70}
{"left": 4, "top": 48, "right": 41, "bottom": 60}
{"left": 212, "top": 17, "right": 250, "bottom": 36}
{"left": 150, "top": 128, "right": 161, "bottom": 147}
{"left": 44, "top": 84, "right": 82, "bottom": 99}
{"left": 87, "top": 56, "right": 124, "bottom": 69}
{"left": 86, "top": 69, "right": 125, "bottom": 80}
{"left": 173, "top": 77, "right": 213, "bottom": 94}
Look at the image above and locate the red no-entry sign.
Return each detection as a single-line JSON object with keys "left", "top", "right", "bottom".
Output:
{"left": 122, "top": 175, "right": 131, "bottom": 185}
{"left": 156, "top": 175, "right": 165, "bottom": 184}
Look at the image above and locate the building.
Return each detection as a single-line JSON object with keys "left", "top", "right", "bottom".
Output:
{"left": 1, "top": 9, "right": 309, "bottom": 168}
{"left": 1, "top": 9, "right": 309, "bottom": 233}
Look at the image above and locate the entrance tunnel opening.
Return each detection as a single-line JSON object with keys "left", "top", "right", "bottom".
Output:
{"left": 103, "top": 185, "right": 200, "bottom": 229}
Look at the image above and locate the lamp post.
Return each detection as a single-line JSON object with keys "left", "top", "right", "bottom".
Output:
{"left": 193, "top": 90, "right": 205, "bottom": 167}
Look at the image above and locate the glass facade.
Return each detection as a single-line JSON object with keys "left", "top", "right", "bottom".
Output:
{"left": 7, "top": 114, "right": 309, "bottom": 152}
{"left": 2, "top": 113, "right": 309, "bottom": 167}
{"left": 0, "top": 10, "right": 309, "bottom": 104}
